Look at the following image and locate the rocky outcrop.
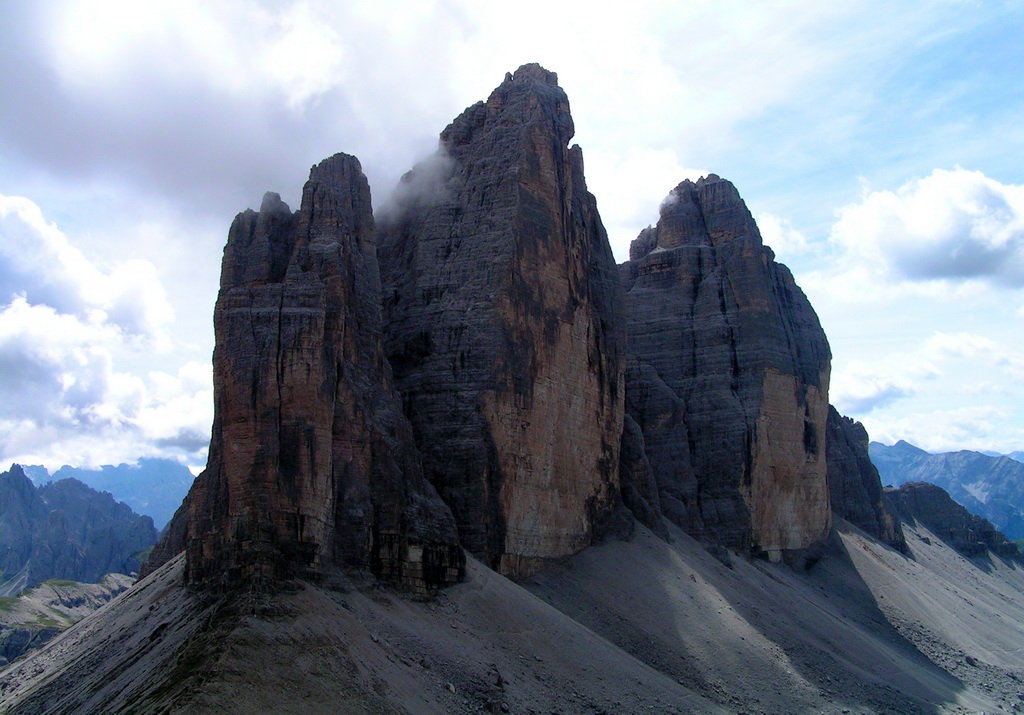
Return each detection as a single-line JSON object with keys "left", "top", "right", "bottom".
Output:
{"left": 378, "top": 64, "right": 625, "bottom": 576}
{"left": 825, "top": 407, "right": 906, "bottom": 551}
{"left": 620, "top": 176, "right": 832, "bottom": 561}
{"left": 0, "top": 465, "right": 156, "bottom": 596}
{"left": 887, "top": 482, "right": 1018, "bottom": 558}
{"left": 150, "top": 155, "right": 463, "bottom": 592}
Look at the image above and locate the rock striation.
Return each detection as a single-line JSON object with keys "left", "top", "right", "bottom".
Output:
{"left": 886, "top": 482, "right": 1019, "bottom": 558}
{"left": 620, "top": 176, "right": 832, "bottom": 561}
{"left": 378, "top": 64, "right": 626, "bottom": 576}
{"left": 150, "top": 155, "right": 463, "bottom": 592}
{"left": 0, "top": 465, "right": 156, "bottom": 596}
{"left": 825, "top": 407, "right": 906, "bottom": 551}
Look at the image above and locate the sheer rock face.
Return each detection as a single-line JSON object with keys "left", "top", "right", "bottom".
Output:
{"left": 825, "top": 407, "right": 906, "bottom": 552}
{"left": 378, "top": 64, "right": 626, "bottom": 577}
{"left": 156, "top": 154, "right": 463, "bottom": 592}
{"left": 887, "top": 482, "right": 1019, "bottom": 558}
{"left": 620, "top": 176, "right": 832, "bottom": 560}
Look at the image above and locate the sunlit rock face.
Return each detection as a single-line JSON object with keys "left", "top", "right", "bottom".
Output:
{"left": 620, "top": 175, "right": 832, "bottom": 561}
{"left": 378, "top": 64, "right": 626, "bottom": 577}
{"left": 825, "top": 407, "right": 907, "bottom": 552}
{"left": 150, "top": 154, "right": 463, "bottom": 593}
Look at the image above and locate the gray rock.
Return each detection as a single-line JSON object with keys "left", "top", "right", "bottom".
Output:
{"left": 148, "top": 154, "right": 463, "bottom": 592}
{"left": 620, "top": 176, "right": 832, "bottom": 560}
{"left": 826, "top": 407, "right": 906, "bottom": 551}
{"left": 0, "top": 465, "right": 156, "bottom": 595}
{"left": 887, "top": 482, "right": 1019, "bottom": 558}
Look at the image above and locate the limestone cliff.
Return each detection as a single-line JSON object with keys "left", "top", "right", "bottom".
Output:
{"left": 151, "top": 155, "right": 463, "bottom": 592}
{"left": 378, "top": 64, "right": 626, "bottom": 576}
{"left": 825, "top": 407, "right": 906, "bottom": 551}
{"left": 620, "top": 176, "right": 832, "bottom": 561}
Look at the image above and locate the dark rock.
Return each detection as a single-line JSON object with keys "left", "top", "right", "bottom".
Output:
{"left": 148, "top": 154, "right": 463, "bottom": 592}
{"left": 0, "top": 465, "right": 157, "bottom": 595}
{"left": 825, "top": 407, "right": 906, "bottom": 551}
{"left": 378, "top": 64, "right": 626, "bottom": 577}
{"left": 620, "top": 176, "right": 833, "bottom": 560}
{"left": 887, "top": 482, "right": 1019, "bottom": 558}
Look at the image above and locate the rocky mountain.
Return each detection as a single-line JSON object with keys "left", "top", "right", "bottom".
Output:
{"left": 0, "top": 574, "right": 132, "bottom": 666}
{"left": 24, "top": 459, "right": 195, "bottom": 531}
{"left": 147, "top": 154, "right": 463, "bottom": 591}
{"left": 0, "top": 465, "right": 157, "bottom": 597}
{"left": 886, "top": 482, "right": 1018, "bottom": 558}
{"left": 5, "top": 63, "right": 1024, "bottom": 713}
{"left": 619, "top": 175, "right": 832, "bottom": 563}
{"left": 1008, "top": 450, "right": 1024, "bottom": 463}
{"left": 825, "top": 408, "right": 906, "bottom": 551}
{"left": 378, "top": 64, "right": 626, "bottom": 577}
{"left": 870, "top": 441, "right": 1024, "bottom": 540}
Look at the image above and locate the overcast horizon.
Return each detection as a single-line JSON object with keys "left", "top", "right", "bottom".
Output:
{"left": 2, "top": 1, "right": 1023, "bottom": 473}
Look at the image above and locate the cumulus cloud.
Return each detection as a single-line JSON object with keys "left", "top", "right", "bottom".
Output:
{"left": 0, "top": 198, "right": 210, "bottom": 470}
{"left": 831, "top": 168, "right": 1024, "bottom": 287}
{"left": 755, "top": 212, "right": 811, "bottom": 261}
{"left": 0, "top": 195, "right": 174, "bottom": 346}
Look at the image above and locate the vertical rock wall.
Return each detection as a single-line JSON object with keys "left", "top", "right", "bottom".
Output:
{"left": 161, "top": 154, "right": 462, "bottom": 592}
{"left": 620, "top": 176, "right": 832, "bottom": 560}
{"left": 378, "top": 64, "right": 626, "bottom": 576}
{"left": 825, "top": 407, "right": 906, "bottom": 551}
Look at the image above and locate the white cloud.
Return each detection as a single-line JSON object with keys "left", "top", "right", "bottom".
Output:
{"left": 0, "top": 198, "right": 210, "bottom": 470}
{"left": 830, "top": 331, "right": 1024, "bottom": 417}
{"left": 754, "top": 212, "right": 811, "bottom": 261}
{"left": 0, "top": 195, "right": 174, "bottom": 346}
{"left": 831, "top": 168, "right": 1024, "bottom": 287}
{"left": 863, "top": 405, "right": 1022, "bottom": 456}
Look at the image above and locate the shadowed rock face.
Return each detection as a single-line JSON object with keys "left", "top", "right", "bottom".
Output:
{"left": 887, "top": 482, "right": 1019, "bottom": 558}
{"left": 825, "top": 407, "right": 906, "bottom": 552}
{"left": 378, "top": 64, "right": 626, "bottom": 577}
{"left": 151, "top": 154, "right": 463, "bottom": 592}
{"left": 620, "top": 176, "right": 832, "bottom": 560}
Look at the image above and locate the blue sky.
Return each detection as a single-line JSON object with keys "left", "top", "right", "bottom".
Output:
{"left": 1, "top": 0, "right": 1023, "bottom": 471}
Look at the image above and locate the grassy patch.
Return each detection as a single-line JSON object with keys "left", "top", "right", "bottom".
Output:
{"left": 0, "top": 597, "right": 19, "bottom": 612}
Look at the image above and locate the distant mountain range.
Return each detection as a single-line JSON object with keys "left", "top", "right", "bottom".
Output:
{"left": 0, "top": 465, "right": 158, "bottom": 597}
{"left": 23, "top": 458, "right": 195, "bottom": 531}
{"left": 870, "top": 441, "right": 1024, "bottom": 540}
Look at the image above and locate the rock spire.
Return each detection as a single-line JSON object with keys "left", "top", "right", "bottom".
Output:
{"left": 151, "top": 154, "right": 463, "bottom": 592}
{"left": 620, "top": 175, "right": 832, "bottom": 562}
{"left": 378, "top": 64, "right": 626, "bottom": 577}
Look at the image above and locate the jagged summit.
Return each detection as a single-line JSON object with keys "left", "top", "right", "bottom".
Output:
{"left": 620, "top": 173, "right": 832, "bottom": 562}
{"left": 379, "top": 62, "right": 624, "bottom": 578}
{"left": 150, "top": 152, "right": 463, "bottom": 592}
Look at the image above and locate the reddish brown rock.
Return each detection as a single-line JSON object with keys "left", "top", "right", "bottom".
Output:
{"left": 620, "top": 176, "right": 832, "bottom": 561}
{"left": 378, "top": 64, "right": 626, "bottom": 576}
{"left": 150, "top": 154, "right": 463, "bottom": 592}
